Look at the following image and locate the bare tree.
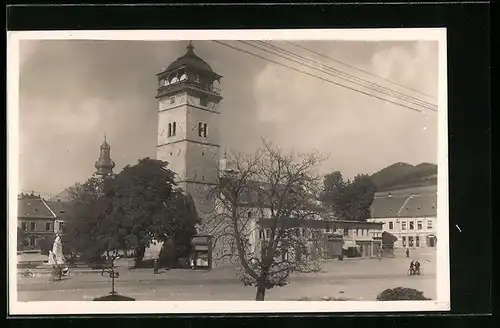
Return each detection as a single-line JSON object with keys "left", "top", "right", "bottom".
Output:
{"left": 207, "top": 139, "right": 328, "bottom": 301}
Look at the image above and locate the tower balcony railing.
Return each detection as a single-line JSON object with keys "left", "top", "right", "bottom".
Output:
{"left": 158, "top": 80, "right": 221, "bottom": 95}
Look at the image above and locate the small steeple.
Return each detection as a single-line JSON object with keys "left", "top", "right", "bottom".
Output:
{"left": 95, "top": 134, "right": 115, "bottom": 177}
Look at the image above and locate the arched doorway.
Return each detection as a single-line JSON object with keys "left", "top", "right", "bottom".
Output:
{"left": 426, "top": 235, "right": 437, "bottom": 247}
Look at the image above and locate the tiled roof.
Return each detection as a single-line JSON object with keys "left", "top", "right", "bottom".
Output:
{"left": 48, "top": 188, "right": 72, "bottom": 202}
{"left": 17, "top": 197, "right": 56, "bottom": 219}
{"left": 370, "top": 196, "right": 408, "bottom": 218}
{"left": 397, "top": 193, "right": 437, "bottom": 218}
{"left": 45, "top": 200, "right": 72, "bottom": 220}
{"left": 374, "top": 184, "right": 437, "bottom": 198}
{"left": 219, "top": 176, "right": 315, "bottom": 208}
{"left": 370, "top": 186, "right": 437, "bottom": 219}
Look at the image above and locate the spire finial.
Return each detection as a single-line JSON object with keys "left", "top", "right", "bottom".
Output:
{"left": 104, "top": 133, "right": 107, "bottom": 143}
{"left": 186, "top": 40, "right": 195, "bottom": 54}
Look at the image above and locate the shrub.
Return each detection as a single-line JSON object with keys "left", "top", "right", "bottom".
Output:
{"left": 93, "top": 294, "right": 135, "bottom": 301}
{"left": 377, "top": 287, "right": 431, "bottom": 301}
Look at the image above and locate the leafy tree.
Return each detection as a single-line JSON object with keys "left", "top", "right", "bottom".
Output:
{"left": 64, "top": 158, "right": 199, "bottom": 267}
{"left": 208, "top": 140, "right": 327, "bottom": 301}
{"left": 37, "top": 236, "right": 54, "bottom": 256}
{"left": 108, "top": 158, "right": 198, "bottom": 266}
{"left": 64, "top": 174, "right": 115, "bottom": 262}
{"left": 321, "top": 172, "right": 376, "bottom": 221}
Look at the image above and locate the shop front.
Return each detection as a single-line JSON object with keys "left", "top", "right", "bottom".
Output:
{"left": 325, "top": 233, "right": 343, "bottom": 259}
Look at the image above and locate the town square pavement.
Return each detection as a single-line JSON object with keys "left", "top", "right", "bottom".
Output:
{"left": 16, "top": 248, "right": 437, "bottom": 301}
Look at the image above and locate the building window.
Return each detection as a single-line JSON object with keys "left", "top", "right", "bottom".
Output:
{"left": 417, "top": 220, "right": 423, "bottom": 230}
{"left": 198, "top": 122, "right": 207, "bottom": 138}
{"left": 259, "top": 230, "right": 264, "bottom": 239}
{"left": 45, "top": 222, "right": 52, "bottom": 231}
{"left": 168, "top": 123, "right": 172, "bottom": 137}
{"left": 427, "top": 220, "right": 433, "bottom": 230}
{"left": 416, "top": 236, "right": 420, "bottom": 247}
{"left": 59, "top": 222, "right": 66, "bottom": 233}
{"left": 172, "top": 122, "right": 176, "bottom": 136}
{"left": 355, "top": 229, "right": 359, "bottom": 236}
{"left": 343, "top": 228, "right": 349, "bottom": 236}
{"left": 30, "top": 222, "right": 36, "bottom": 231}
{"left": 265, "top": 229, "right": 272, "bottom": 239}
{"left": 389, "top": 221, "right": 394, "bottom": 230}
{"left": 29, "top": 235, "right": 36, "bottom": 246}
{"left": 402, "top": 236, "right": 406, "bottom": 247}
{"left": 409, "top": 221, "right": 415, "bottom": 230}
{"left": 22, "top": 222, "right": 27, "bottom": 231}
{"left": 402, "top": 222, "right": 407, "bottom": 230}
{"left": 409, "top": 236, "right": 414, "bottom": 247}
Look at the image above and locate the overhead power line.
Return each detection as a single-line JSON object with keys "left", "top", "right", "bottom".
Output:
{"left": 213, "top": 40, "right": 429, "bottom": 114}
{"left": 252, "top": 40, "right": 437, "bottom": 112}
{"left": 285, "top": 40, "right": 437, "bottom": 100}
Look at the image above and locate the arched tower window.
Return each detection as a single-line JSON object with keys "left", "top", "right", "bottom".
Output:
{"left": 172, "top": 122, "right": 177, "bottom": 136}
{"left": 198, "top": 122, "right": 203, "bottom": 137}
{"left": 168, "top": 123, "right": 172, "bottom": 137}
{"left": 203, "top": 123, "right": 208, "bottom": 138}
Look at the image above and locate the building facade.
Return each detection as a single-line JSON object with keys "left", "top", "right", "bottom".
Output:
{"left": 156, "top": 42, "right": 223, "bottom": 227}
{"left": 17, "top": 193, "right": 58, "bottom": 249}
{"left": 368, "top": 185, "right": 437, "bottom": 249}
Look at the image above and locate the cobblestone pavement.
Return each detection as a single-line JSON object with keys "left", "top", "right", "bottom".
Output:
{"left": 16, "top": 248, "right": 437, "bottom": 301}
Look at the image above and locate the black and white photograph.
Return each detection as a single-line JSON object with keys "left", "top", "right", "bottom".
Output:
{"left": 7, "top": 29, "right": 450, "bottom": 314}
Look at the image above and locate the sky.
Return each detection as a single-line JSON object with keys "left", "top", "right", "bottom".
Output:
{"left": 17, "top": 38, "right": 439, "bottom": 198}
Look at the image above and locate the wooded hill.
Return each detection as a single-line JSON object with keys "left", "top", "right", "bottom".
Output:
{"left": 370, "top": 162, "right": 437, "bottom": 191}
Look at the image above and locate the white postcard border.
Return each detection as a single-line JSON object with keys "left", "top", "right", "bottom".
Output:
{"left": 7, "top": 28, "right": 450, "bottom": 315}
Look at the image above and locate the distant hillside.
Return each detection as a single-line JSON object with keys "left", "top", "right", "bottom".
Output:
{"left": 370, "top": 162, "right": 437, "bottom": 191}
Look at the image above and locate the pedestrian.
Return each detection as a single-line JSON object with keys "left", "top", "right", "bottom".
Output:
{"left": 406, "top": 248, "right": 410, "bottom": 258}
{"left": 153, "top": 259, "right": 159, "bottom": 274}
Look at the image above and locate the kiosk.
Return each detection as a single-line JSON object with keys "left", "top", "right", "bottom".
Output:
{"left": 191, "top": 235, "right": 213, "bottom": 270}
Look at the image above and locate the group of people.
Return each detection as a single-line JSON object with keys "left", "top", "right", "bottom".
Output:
{"left": 409, "top": 260, "right": 421, "bottom": 275}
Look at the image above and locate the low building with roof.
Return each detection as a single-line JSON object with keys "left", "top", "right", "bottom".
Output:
{"left": 17, "top": 193, "right": 58, "bottom": 250}
{"left": 368, "top": 185, "right": 437, "bottom": 249}
{"left": 206, "top": 163, "right": 384, "bottom": 267}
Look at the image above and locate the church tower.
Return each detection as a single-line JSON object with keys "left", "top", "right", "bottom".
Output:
{"left": 94, "top": 135, "right": 115, "bottom": 177}
{"left": 156, "top": 42, "right": 223, "bottom": 226}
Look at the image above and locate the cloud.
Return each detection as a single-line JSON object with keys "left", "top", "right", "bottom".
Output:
{"left": 252, "top": 41, "right": 438, "bottom": 179}
{"left": 16, "top": 40, "right": 438, "bottom": 196}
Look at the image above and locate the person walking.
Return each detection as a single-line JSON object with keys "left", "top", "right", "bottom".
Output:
{"left": 406, "top": 248, "right": 410, "bottom": 258}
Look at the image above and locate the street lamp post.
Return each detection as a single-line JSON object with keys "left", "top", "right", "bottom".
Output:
{"left": 101, "top": 257, "right": 120, "bottom": 295}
